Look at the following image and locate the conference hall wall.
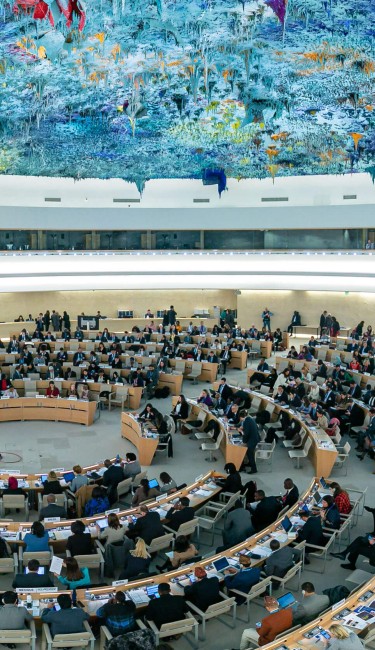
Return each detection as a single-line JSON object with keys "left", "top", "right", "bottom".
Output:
{"left": 236, "top": 291, "right": 375, "bottom": 330}
{"left": 0, "top": 290, "right": 237, "bottom": 323}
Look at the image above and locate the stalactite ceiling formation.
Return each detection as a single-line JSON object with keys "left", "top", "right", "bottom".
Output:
{"left": 0, "top": 0, "right": 374, "bottom": 189}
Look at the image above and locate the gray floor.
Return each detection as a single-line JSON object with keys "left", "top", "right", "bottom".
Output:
{"left": 0, "top": 335, "right": 373, "bottom": 649}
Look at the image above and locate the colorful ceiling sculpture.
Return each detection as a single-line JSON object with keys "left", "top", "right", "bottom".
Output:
{"left": 0, "top": 0, "right": 374, "bottom": 187}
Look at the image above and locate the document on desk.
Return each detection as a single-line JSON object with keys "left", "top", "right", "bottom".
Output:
{"left": 128, "top": 589, "right": 150, "bottom": 605}
{"left": 50, "top": 556, "right": 63, "bottom": 575}
{"left": 252, "top": 545, "right": 273, "bottom": 558}
{"left": 53, "top": 529, "right": 71, "bottom": 540}
{"left": 195, "top": 488, "right": 214, "bottom": 497}
{"left": 155, "top": 508, "right": 168, "bottom": 519}
{"left": 270, "top": 532, "right": 288, "bottom": 543}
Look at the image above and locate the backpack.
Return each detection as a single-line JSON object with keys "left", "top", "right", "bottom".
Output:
{"left": 322, "top": 585, "right": 350, "bottom": 606}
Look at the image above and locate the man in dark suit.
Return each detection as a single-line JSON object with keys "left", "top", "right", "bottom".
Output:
{"left": 102, "top": 459, "right": 125, "bottom": 505}
{"left": 206, "top": 351, "right": 218, "bottom": 364}
{"left": 220, "top": 346, "right": 232, "bottom": 373}
{"left": 239, "top": 410, "right": 260, "bottom": 474}
{"left": 321, "top": 387, "right": 336, "bottom": 408}
{"left": 251, "top": 490, "right": 282, "bottom": 532}
{"left": 126, "top": 505, "right": 165, "bottom": 544}
{"left": 41, "top": 593, "right": 89, "bottom": 635}
{"left": 216, "top": 377, "right": 232, "bottom": 403}
{"left": 184, "top": 567, "right": 221, "bottom": 611}
{"left": 264, "top": 539, "right": 299, "bottom": 578}
{"left": 319, "top": 310, "right": 327, "bottom": 336}
{"left": 348, "top": 381, "right": 361, "bottom": 399}
{"left": 145, "top": 583, "right": 187, "bottom": 628}
{"left": 295, "top": 512, "right": 325, "bottom": 562}
{"left": 224, "top": 555, "right": 260, "bottom": 602}
{"left": 280, "top": 478, "right": 299, "bottom": 508}
{"left": 12, "top": 559, "right": 54, "bottom": 589}
{"left": 164, "top": 497, "right": 195, "bottom": 532}
{"left": 167, "top": 306, "right": 177, "bottom": 326}
{"left": 72, "top": 347, "right": 85, "bottom": 366}
{"left": 39, "top": 494, "right": 67, "bottom": 521}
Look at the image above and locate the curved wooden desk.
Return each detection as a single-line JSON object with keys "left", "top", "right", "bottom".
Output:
{"left": 0, "top": 397, "right": 96, "bottom": 426}
{"left": 211, "top": 382, "right": 338, "bottom": 475}
{"left": 121, "top": 412, "right": 160, "bottom": 465}
{"left": 262, "top": 576, "right": 375, "bottom": 650}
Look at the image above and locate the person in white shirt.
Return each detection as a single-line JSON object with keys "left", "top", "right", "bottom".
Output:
{"left": 3, "top": 386, "right": 19, "bottom": 398}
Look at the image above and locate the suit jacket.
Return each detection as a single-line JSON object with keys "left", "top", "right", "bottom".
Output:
{"left": 264, "top": 546, "right": 296, "bottom": 577}
{"left": 103, "top": 465, "right": 124, "bottom": 488}
{"left": 0, "top": 604, "right": 32, "bottom": 629}
{"left": 127, "top": 511, "right": 165, "bottom": 545}
{"left": 223, "top": 508, "right": 253, "bottom": 547}
{"left": 73, "top": 351, "right": 85, "bottom": 365}
{"left": 224, "top": 566, "right": 260, "bottom": 594}
{"left": 39, "top": 503, "right": 67, "bottom": 521}
{"left": 296, "top": 516, "right": 325, "bottom": 547}
{"left": 217, "top": 383, "right": 232, "bottom": 402}
{"left": 282, "top": 485, "right": 299, "bottom": 508}
{"left": 165, "top": 506, "right": 195, "bottom": 531}
{"left": 242, "top": 416, "right": 260, "bottom": 450}
{"left": 184, "top": 576, "right": 221, "bottom": 612}
{"left": 146, "top": 593, "right": 187, "bottom": 629}
{"left": 12, "top": 572, "right": 54, "bottom": 589}
{"left": 299, "top": 593, "right": 330, "bottom": 622}
{"left": 258, "top": 608, "right": 293, "bottom": 646}
{"left": 252, "top": 497, "right": 282, "bottom": 532}
{"left": 349, "top": 385, "right": 361, "bottom": 399}
{"left": 41, "top": 607, "right": 89, "bottom": 636}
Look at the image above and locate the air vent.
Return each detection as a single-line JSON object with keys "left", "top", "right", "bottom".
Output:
{"left": 44, "top": 197, "right": 61, "bottom": 203}
{"left": 343, "top": 194, "right": 357, "bottom": 200}
{"left": 113, "top": 198, "right": 141, "bottom": 203}
{"left": 193, "top": 198, "right": 210, "bottom": 203}
{"left": 261, "top": 197, "right": 289, "bottom": 202}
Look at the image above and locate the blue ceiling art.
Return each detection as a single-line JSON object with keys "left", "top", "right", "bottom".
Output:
{"left": 0, "top": 0, "right": 375, "bottom": 192}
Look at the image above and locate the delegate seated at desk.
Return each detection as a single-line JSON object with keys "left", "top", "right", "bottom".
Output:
{"left": 0, "top": 590, "right": 33, "bottom": 629}
{"left": 145, "top": 582, "right": 188, "bottom": 629}
{"left": 12, "top": 559, "right": 54, "bottom": 589}
{"left": 184, "top": 566, "right": 221, "bottom": 611}
{"left": 39, "top": 494, "right": 67, "bottom": 521}
{"left": 96, "top": 590, "right": 137, "bottom": 637}
{"left": 41, "top": 593, "right": 89, "bottom": 636}
{"left": 126, "top": 504, "right": 165, "bottom": 544}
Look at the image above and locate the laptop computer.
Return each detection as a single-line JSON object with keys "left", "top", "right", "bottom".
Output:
{"left": 146, "top": 585, "right": 160, "bottom": 599}
{"left": 148, "top": 478, "right": 160, "bottom": 490}
{"left": 277, "top": 592, "right": 296, "bottom": 609}
{"left": 96, "top": 518, "right": 108, "bottom": 530}
{"left": 62, "top": 471, "right": 75, "bottom": 483}
{"left": 212, "top": 557, "right": 231, "bottom": 573}
{"left": 40, "top": 474, "right": 48, "bottom": 483}
{"left": 25, "top": 566, "right": 45, "bottom": 575}
{"left": 281, "top": 516, "right": 298, "bottom": 534}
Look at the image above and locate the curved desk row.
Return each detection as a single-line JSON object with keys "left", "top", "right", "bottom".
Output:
{"left": 121, "top": 413, "right": 160, "bottom": 466}
{"left": 274, "top": 355, "right": 374, "bottom": 391}
{"left": 261, "top": 576, "right": 375, "bottom": 650}
{"left": 209, "top": 382, "right": 338, "bottom": 476}
{"left": 12, "top": 478, "right": 317, "bottom": 616}
{"left": 10, "top": 380, "right": 143, "bottom": 410}
{"left": 0, "top": 397, "right": 96, "bottom": 426}
{"left": 0, "top": 470, "right": 222, "bottom": 541}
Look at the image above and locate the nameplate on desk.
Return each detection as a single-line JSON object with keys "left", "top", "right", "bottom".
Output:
{"left": 51, "top": 468, "right": 65, "bottom": 473}
{"left": 112, "top": 579, "right": 128, "bottom": 586}
{"left": 105, "top": 508, "right": 120, "bottom": 515}
{"left": 0, "top": 469, "right": 20, "bottom": 474}
{"left": 155, "top": 495, "right": 166, "bottom": 502}
{"left": 332, "top": 598, "right": 346, "bottom": 611}
{"left": 16, "top": 587, "right": 58, "bottom": 594}
{"left": 44, "top": 517, "right": 61, "bottom": 523}
{"left": 195, "top": 474, "right": 203, "bottom": 482}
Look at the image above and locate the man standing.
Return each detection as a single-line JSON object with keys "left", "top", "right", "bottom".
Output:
{"left": 320, "top": 310, "right": 327, "bottom": 336}
{"left": 168, "top": 305, "right": 177, "bottom": 326}
{"left": 239, "top": 409, "right": 260, "bottom": 474}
